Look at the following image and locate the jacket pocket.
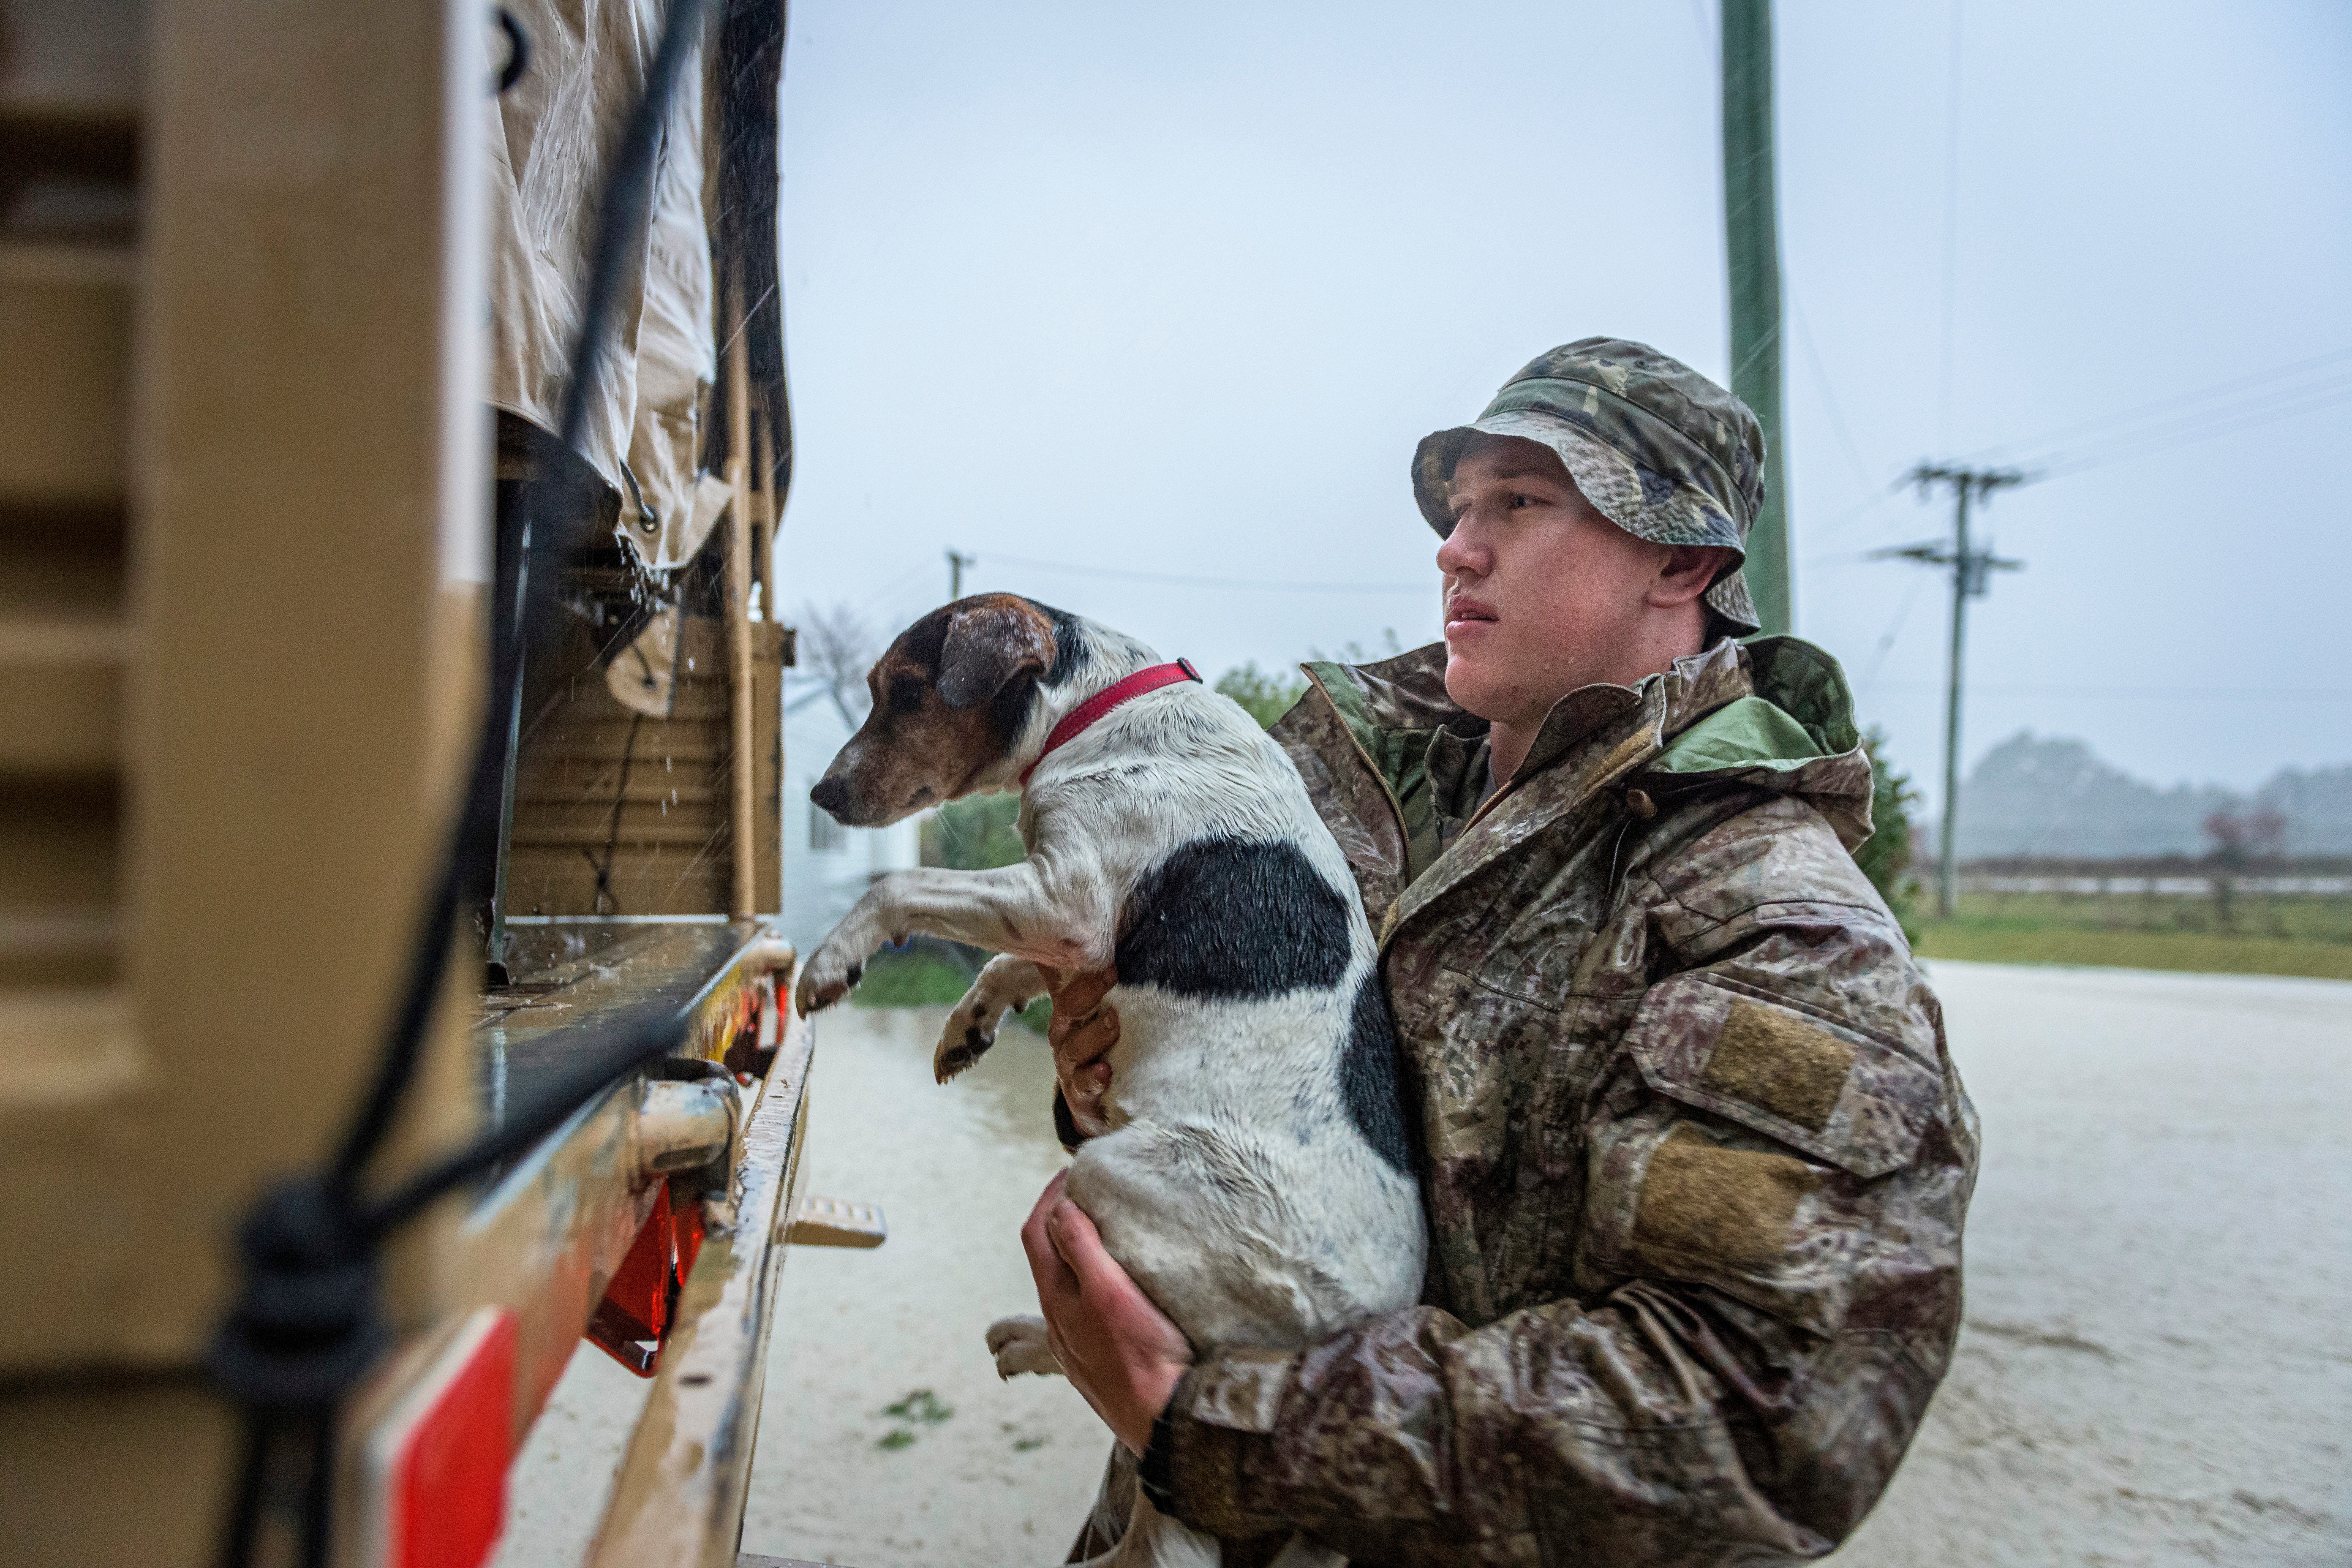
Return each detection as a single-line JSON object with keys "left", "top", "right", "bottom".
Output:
{"left": 1622, "top": 973, "right": 1938, "bottom": 1179}
{"left": 1437, "top": 862, "right": 1640, "bottom": 1012}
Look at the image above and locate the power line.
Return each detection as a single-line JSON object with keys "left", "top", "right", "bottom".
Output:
{"left": 849, "top": 559, "right": 935, "bottom": 613}
{"left": 978, "top": 551, "right": 1432, "bottom": 596}
{"left": 1800, "top": 488, "right": 1911, "bottom": 548}
{"left": 1792, "top": 298, "right": 1879, "bottom": 495}
{"left": 1857, "top": 573, "right": 1932, "bottom": 695}
{"left": 1935, "top": 0, "right": 1966, "bottom": 450}
{"left": 1688, "top": 0, "right": 1719, "bottom": 73}
{"left": 1870, "top": 682, "right": 2352, "bottom": 700}
{"left": 2031, "top": 377, "right": 2352, "bottom": 478}
{"left": 1804, "top": 351, "right": 2352, "bottom": 557}
{"left": 1963, "top": 344, "right": 2352, "bottom": 463}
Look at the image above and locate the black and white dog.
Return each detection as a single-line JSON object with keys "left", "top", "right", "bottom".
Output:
{"left": 796, "top": 595, "right": 1425, "bottom": 1568}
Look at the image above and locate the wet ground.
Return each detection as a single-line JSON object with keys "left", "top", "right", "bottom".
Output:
{"left": 492, "top": 961, "right": 2351, "bottom": 1568}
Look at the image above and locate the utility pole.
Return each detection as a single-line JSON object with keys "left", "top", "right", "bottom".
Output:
{"left": 946, "top": 549, "right": 975, "bottom": 601}
{"left": 1721, "top": 0, "right": 1792, "bottom": 634}
{"left": 1872, "top": 464, "right": 2030, "bottom": 918}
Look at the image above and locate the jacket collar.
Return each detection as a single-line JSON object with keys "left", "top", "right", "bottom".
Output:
{"left": 1285, "top": 637, "right": 1874, "bottom": 945}
{"left": 1374, "top": 640, "right": 1751, "bottom": 942}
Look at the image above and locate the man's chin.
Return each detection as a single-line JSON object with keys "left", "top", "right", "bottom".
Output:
{"left": 1441, "top": 653, "right": 1507, "bottom": 724}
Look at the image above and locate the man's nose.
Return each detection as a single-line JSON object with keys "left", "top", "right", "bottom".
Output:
{"left": 810, "top": 776, "right": 849, "bottom": 818}
{"left": 1436, "top": 514, "right": 1487, "bottom": 579}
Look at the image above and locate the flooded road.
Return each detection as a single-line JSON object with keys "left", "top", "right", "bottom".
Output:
{"left": 736, "top": 1006, "right": 1108, "bottom": 1564}
{"left": 495, "top": 963, "right": 2351, "bottom": 1568}
{"left": 1841, "top": 963, "right": 2350, "bottom": 1567}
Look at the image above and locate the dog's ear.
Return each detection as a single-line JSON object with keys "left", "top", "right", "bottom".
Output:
{"left": 937, "top": 598, "right": 1056, "bottom": 710}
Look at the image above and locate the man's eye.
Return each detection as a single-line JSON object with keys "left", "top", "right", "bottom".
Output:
{"left": 889, "top": 676, "right": 926, "bottom": 715}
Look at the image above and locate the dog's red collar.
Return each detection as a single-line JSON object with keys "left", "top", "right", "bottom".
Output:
{"left": 1019, "top": 659, "right": 1203, "bottom": 787}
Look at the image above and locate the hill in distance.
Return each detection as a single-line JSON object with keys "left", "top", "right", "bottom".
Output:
{"left": 1945, "top": 732, "right": 2352, "bottom": 860}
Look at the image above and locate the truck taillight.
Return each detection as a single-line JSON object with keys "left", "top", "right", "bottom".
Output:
{"left": 359, "top": 1307, "right": 517, "bottom": 1568}
{"left": 585, "top": 1178, "right": 707, "bottom": 1376}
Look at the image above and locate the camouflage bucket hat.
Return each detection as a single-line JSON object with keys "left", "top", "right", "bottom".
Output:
{"left": 1413, "top": 338, "right": 1767, "bottom": 635}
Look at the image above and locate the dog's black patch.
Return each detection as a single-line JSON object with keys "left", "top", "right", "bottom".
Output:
{"left": 898, "top": 606, "right": 951, "bottom": 671}
{"left": 1052, "top": 1087, "right": 1086, "bottom": 1152}
{"left": 985, "top": 667, "right": 1039, "bottom": 748}
{"left": 1115, "top": 838, "right": 1350, "bottom": 999}
{"left": 968, "top": 599, "right": 1079, "bottom": 747}
{"left": 1031, "top": 600, "right": 1090, "bottom": 689}
{"left": 1340, "top": 972, "right": 1414, "bottom": 1175}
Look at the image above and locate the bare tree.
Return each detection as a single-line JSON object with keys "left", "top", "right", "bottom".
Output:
{"left": 795, "top": 600, "right": 880, "bottom": 727}
{"left": 2203, "top": 805, "right": 2287, "bottom": 929}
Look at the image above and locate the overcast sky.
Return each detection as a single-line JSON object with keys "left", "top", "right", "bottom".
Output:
{"left": 772, "top": 0, "right": 2352, "bottom": 811}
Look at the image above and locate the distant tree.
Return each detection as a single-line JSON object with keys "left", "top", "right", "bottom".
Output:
{"left": 915, "top": 789, "right": 1046, "bottom": 1030}
{"left": 1309, "top": 628, "right": 1407, "bottom": 665}
{"left": 2204, "top": 805, "right": 2288, "bottom": 863}
{"left": 2253, "top": 765, "right": 2352, "bottom": 855}
{"left": 2202, "top": 804, "right": 2287, "bottom": 929}
{"left": 1214, "top": 632, "right": 1407, "bottom": 731}
{"left": 795, "top": 600, "right": 879, "bottom": 725}
{"left": 1854, "top": 726, "right": 1922, "bottom": 942}
{"left": 922, "top": 790, "right": 1026, "bottom": 871}
{"left": 1953, "top": 730, "right": 2240, "bottom": 859}
{"left": 1214, "top": 662, "right": 1309, "bottom": 729}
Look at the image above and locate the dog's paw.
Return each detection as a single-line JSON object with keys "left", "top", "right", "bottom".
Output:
{"left": 933, "top": 991, "right": 1003, "bottom": 1083}
{"left": 793, "top": 937, "right": 866, "bottom": 1017}
{"left": 985, "top": 1315, "right": 1062, "bottom": 1379}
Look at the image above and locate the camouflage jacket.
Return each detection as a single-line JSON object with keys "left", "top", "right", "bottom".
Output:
{"left": 1155, "top": 636, "right": 1979, "bottom": 1566}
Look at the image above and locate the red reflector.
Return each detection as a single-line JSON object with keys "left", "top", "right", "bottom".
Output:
{"left": 602, "top": 1188, "right": 677, "bottom": 1344}
{"left": 362, "top": 1307, "right": 516, "bottom": 1568}
{"left": 585, "top": 1179, "right": 707, "bottom": 1377}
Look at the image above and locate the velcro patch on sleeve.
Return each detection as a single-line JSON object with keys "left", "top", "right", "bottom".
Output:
{"left": 1626, "top": 975, "right": 1937, "bottom": 1178}
{"left": 1701, "top": 999, "right": 1854, "bottom": 1133}
{"left": 1632, "top": 1123, "right": 1819, "bottom": 1273}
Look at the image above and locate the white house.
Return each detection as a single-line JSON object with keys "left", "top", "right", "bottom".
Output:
{"left": 780, "top": 672, "right": 923, "bottom": 954}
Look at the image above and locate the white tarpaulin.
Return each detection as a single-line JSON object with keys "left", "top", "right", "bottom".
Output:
{"left": 487, "top": 0, "right": 718, "bottom": 572}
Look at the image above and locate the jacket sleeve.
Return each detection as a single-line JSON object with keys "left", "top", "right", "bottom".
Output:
{"left": 1155, "top": 800, "right": 1979, "bottom": 1567}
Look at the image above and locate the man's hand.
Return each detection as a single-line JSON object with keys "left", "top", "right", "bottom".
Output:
{"left": 1046, "top": 966, "right": 1120, "bottom": 1135}
{"left": 1022, "top": 1171, "right": 1191, "bottom": 1454}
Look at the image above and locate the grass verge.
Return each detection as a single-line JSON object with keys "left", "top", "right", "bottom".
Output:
{"left": 1914, "top": 921, "right": 2352, "bottom": 981}
{"left": 849, "top": 949, "right": 1053, "bottom": 1029}
{"left": 844, "top": 909, "right": 2352, "bottom": 991}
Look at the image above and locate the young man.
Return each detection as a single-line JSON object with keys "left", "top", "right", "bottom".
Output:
{"left": 1028, "top": 340, "right": 1979, "bottom": 1565}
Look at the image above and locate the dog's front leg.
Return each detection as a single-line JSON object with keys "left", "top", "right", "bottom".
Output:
{"left": 983, "top": 1313, "right": 1062, "bottom": 1378}
{"left": 795, "top": 855, "right": 1110, "bottom": 1016}
{"left": 935, "top": 954, "right": 1048, "bottom": 1082}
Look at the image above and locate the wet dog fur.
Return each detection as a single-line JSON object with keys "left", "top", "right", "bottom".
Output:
{"left": 797, "top": 596, "right": 1426, "bottom": 1568}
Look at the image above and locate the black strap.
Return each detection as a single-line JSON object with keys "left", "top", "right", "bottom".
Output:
{"left": 210, "top": 5, "right": 711, "bottom": 1564}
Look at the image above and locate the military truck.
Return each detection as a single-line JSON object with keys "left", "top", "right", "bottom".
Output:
{"left": 0, "top": 2, "right": 871, "bottom": 1563}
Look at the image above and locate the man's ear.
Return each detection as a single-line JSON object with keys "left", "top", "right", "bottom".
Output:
{"left": 938, "top": 597, "right": 1057, "bottom": 709}
{"left": 1650, "top": 545, "right": 1734, "bottom": 609}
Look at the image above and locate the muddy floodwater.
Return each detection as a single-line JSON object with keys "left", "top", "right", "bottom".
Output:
{"left": 493, "top": 962, "right": 2352, "bottom": 1568}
